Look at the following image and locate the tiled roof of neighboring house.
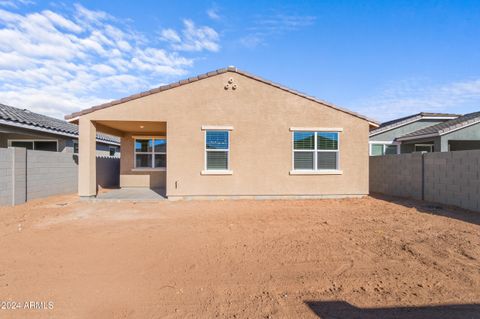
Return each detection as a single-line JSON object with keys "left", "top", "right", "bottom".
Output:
{"left": 0, "top": 103, "right": 120, "bottom": 145}
{"left": 65, "top": 66, "right": 380, "bottom": 126}
{"left": 396, "top": 111, "right": 480, "bottom": 141}
{"left": 369, "top": 112, "right": 460, "bottom": 137}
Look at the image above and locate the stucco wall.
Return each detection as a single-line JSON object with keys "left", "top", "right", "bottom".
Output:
{"left": 370, "top": 119, "right": 447, "bottom": 142}
{"left": 400, "top": 137, "right": 440, "bottom": 153}
{"left": 83, "top": 72, "right": 370, "bottom": 198}
{"left": 442, "top": 122, "right": 480, "bottom": 151}
{"left": 119, "top": 133, "right": 166, "bottom": 188}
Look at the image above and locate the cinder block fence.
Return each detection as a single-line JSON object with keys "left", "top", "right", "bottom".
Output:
{"left": 370, "top": 150, "right": 480, "bottom": 212}
{"left": 0, "top": 148, "right": 119, "bottom": 206}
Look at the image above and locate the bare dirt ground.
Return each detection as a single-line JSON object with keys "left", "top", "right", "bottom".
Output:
{"left": 0, "top": 194, "right": 479, "bottom": 319}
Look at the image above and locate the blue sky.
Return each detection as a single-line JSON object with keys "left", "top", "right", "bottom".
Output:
{"left": 0, "top": 0, "right": 479, "bottom": 122}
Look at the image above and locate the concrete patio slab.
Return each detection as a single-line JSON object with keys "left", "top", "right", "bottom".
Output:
{"left": 96, "top": 188, "right": 166, "bottom": 201}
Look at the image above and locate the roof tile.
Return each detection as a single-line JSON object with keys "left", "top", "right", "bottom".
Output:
{"left": 0, "top": 103, "right": 119, "bottom": 144}
{"left": 397, "top": 111, "right": 480, "bottom": 140}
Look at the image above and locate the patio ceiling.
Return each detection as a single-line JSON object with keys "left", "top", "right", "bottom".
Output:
{"left": 95, "top": 120, "right": 166, "bottom": 136}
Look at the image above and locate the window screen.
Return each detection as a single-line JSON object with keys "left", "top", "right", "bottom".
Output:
{"left": 205, "top": 131, "right": 229, "bottom": 170}
{"left": 10, "top": 140, "right": 57, "bottom": 152}
{"left": 10, "top": 141, "right": 33, "bottom": 149}
{"left": 385, "top": 145, "right": 398, "bottom": 155}
{"left": 371, "top": 144, "right": 384, "bottom": 156}
{"left": 293, "top": 132, "right": 338, "bottom": 170}
{"left": 34, "top": 141, "right": 57, "bottom": 151}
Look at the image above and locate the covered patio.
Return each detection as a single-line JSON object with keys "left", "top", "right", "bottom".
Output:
{"left": 78, "top": 119, "right": 167, "bottom": 197}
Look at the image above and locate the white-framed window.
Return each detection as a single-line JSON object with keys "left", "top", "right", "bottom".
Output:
{"left": 292, "top": 131, "right": 339, "bottom": 171}
{"left": 109, "top": 146, "right": 116, "bottom": 157}
{"left": 134, "top": 137, "right": 166, "bottom": 169}
{"left": 204, "top": 130, "right": 230, "bottom": 171}
{"left": 8, "top": 139, "right": 58, "bottom": 152}
{"left": 370, "top": 143, "right": 399, "bottom": 156}
{"left": 414, "top": 144, "right": 433, "bottom": 152}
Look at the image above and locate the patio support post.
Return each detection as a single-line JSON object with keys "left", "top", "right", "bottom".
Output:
{"left": 78, "top": 118, "right": 97, "bottom": 197}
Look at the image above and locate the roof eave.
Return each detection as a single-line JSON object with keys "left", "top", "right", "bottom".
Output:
{"left": 0, "top": 118, "right": 119, "bottom": 145}
{"left": 396, "top": 133, "right": 439, "bottom": 142}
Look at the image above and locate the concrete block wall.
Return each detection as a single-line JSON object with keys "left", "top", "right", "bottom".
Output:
{"left": 370, "top": 150, "right": 480, "bottom": 212}
{"left": 26, "top": 150, "right": 78, "bottom": 200}
{"left": 0, "top": 148, "right": 13, "bottom": 206}
{"left": 13, "top": 148, "right": 27, "bottom": 204}
{"left": 369, "top": 153, "right": 423, "bottom": 200}
{"left": 424, "top": 150, "right": 480, "bottom": 212}
{"left": 0, "top": 148, "right": 120, "bottom": 206}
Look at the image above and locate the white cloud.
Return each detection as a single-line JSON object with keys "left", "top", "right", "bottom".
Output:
{"left": 240, "top": 13, "right": 316, "bottom": 48}
{"left": 239, "top": 35, "right": 263, "bottom": 49}
{"left": 206, "top": 8, "right": 220, "bottom": 20}
{"left": 160, "top": 19, "right": 220, "bottom": 52}
{"left": 0, "top": 4, "right": 218, "bottom": 118}
{"left": 43, "top": 10, "right": 82, "bottom": 33}
{"left": 0, "top": 0, "right": 33, "bottom": 8}
{"left": 160, "top": 28, "right": 181, "bottom": 43}
{"left": 353, "top": 78, "right": 480, "bottom": 122}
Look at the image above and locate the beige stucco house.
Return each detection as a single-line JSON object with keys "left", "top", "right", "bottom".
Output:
{"left": 66, "top": 67, "right": 378, "bottom": 200}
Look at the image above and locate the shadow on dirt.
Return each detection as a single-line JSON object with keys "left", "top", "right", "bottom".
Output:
{"left": 305, "top": 300, "right": 480, "bottom": 319}
{"left": 370, "top": 193, "right": 480, "bottom": 226}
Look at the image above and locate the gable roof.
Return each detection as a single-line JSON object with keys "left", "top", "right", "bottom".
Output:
{"left": 369, "top": 112, "right": 460, "bottom": 137}
{"left": 396, "top": 111, "right": 480, "bottom": 141}
{"left": 0, "top": 103, "right": 120, "bottom": 145}
{"left": 64, "top": 66, "right": 379, "bottom": 126}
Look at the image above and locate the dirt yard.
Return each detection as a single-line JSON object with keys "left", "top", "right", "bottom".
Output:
{"left": 0, "top": 195, "right": 479, "bottom": 319}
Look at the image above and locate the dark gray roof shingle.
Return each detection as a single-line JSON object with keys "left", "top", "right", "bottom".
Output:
{"left": 397, "top": 111, "right": 480, "bottom": 140}
{"left": 0, "top": 103, "right": 119, "bottom": 144}
{"left": 370, "top": 112, "right": 460, "bottom": 136}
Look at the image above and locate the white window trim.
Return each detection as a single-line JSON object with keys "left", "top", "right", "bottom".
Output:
{"left": 201, "top": 170, "right": 233, "bottom": 175}
{"left": 203, "top": 130, "right": 231, "bottom": 174}
{"left": 290, "top": 127, "right": 343, "bottom": 132}
{"left": 289, "top": 170, "right": 343, "bottom": 175}
{"left": 201, "top": 125, "right": 234, "bottom": 131}
{"left": 414, "top": 144, "right": 434, "bottom": 152}
{"left": 133, "top": 137, "right": 166, "bottom": 170}
{"left": 8, "top": 139, "right": 58, "bottom": 152}
{"left": 290, "top": 131, "right": 341, "bottom": 173}
{"left": 369, "top": 141, "right": 400, "bottom": 156}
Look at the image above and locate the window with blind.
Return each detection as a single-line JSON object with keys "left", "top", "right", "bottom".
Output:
{"left": 293, "top": 131, "right": 339, "bottom": 170}
{"left": 205, "top": 130, "right": 229, "bottom": 170}
{"left": 134, "top": 138, "right": 166, "bottom": 169}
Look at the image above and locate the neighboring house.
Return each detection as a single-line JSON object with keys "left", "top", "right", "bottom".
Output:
{"left": 396, "top": 111, "right": 480, "bottom": 152}
{"left": 0, "top": 103, "right": 120, "bottom": 156}
{"left": 369, "top": 112, "right": 459, "bottom": 155}
{"left": 66, "top": 66, "right": 379, "bottom": 199}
